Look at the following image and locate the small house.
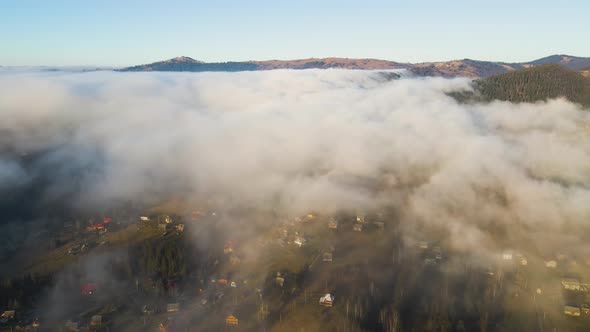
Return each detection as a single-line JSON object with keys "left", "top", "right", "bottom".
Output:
{"left": 224, "top": 241, "right": 234, "bottom": 254}
{"left": 305, "top": 213, "right": 317, "bottom": 221}
{"left": 545, "top": 260, "right": 557, "bottom": 268}
{"left": 68, "top": 244, "right": 82, "bottom": 255}
{"left": 81, "top": 282, "right": 98, "bottom": 296}
{"left": 226, "top": 314, "right": 239, "bottom": 326}
{"left": 86, "top": 223, "right": 105, "bottom": 232}
{"left": 562, "top": 278, "right": 584, "bottom": 291}
{"left": 167, "top": 303, "right": 180, "bottom": 313}
{"left": 90, "top": 315, "right": 102, "bottom": 327}
{"left": 293, "top": 236, "right": 306, "bottom": 247}
{"left": 323, "top": 252, "right": 333, "bottom": 262}
{"left": 164, "top": 216, "right": 172, "bottom": 224}
{"left": 159, "top": 318, "right": 173, "bottom": 332}
{"left": 191, "top": 211, "right": 202, "bottom": 221}
{"left": 65, "top": 320, "right": 79, "bottom": 331}
{"left": 424, "top": 258, "right": 437, "bottom": 266}
{"left": 356, "top": 215, "right": 366, "bottom": 224}
{"left": 140, "top": 216, "right": 150, "bottom": 221}
{"left": 353, "top": 223, "right": 363, "bottom": 232}
{"left": 175, "top": 224, "right": 185, "bottom": 232}
{"left": 229, "top": 254, "right": 241, "bottom": 265}
{"left": 328, "top": 219, "right": 338, "bottom": 230}
{"left": 433, "top": 246, "right": 442, "bottom": 260}
{"left": 373, "top": 221, "right": 385, "bottom": 231}
{"left": 0, "top": 310, "right": 15, "bottom": 323}
{"left": 319, "top": 294, "right": 334, "bottom": 307}
{"left": 564, "top": 306, "right": 581, "bottom": 317}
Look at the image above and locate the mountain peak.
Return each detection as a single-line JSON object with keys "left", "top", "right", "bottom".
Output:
{"left": 168, "top": 56, "right": 202, "bottom": 63}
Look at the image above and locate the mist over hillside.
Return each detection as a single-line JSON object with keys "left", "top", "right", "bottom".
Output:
{"left": 1, "top": 69, "right": 590, "bottom": 331}
{"left": 2, "top": 68, "right": 590, "bottom": 257}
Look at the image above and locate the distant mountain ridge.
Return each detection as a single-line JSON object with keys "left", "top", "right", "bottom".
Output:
{"left": 118, "top": 54, "right": 590, "bottom": 78}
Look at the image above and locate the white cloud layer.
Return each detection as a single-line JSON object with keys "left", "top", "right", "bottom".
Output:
{"left": 1, "top": 69, "right": 590, "bottom": 255}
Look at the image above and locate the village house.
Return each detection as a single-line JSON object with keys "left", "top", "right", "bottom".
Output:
{"left": 159, "top": 318, "right": 174, "bottom": 332}
{"left": 304, "top": 213, "right": 317, "bottom": 222}
{"left": 229, "top": 254, "right": 241, "bottom": 265}
{"left": 356, "top": 215, "right": 366, "bottom": 224}
{"left": 545, "top": 259, "right": 557, "bottom": 268}
{"left": 81, "top": 282, "right": 98, "bottom": 296}
{"left": 140, "top": 216, "right": 150, "bottom": 221}
{"left": 293, "top": 235, "right": 306, "bottom": 247}
{"left": 191, "top": 210, "right": 202, "bottom": 221}
{"left": 562, "top": 278, "right": 584, "bottom": 291}
{"left": 86, "top": 223, "right": 105, "bottom": 232}
{"left": 433, "top": 246, "right": 442, "bottom": 260}
{"left": 166, "top": 303, "right": 180, "bottom": 313}
{"left": 175, "top": 223, "right": 185, "bottom": 232}
{"left": 564, "top": 305, "right": 581, "bottom": 317}
{"left": 0, "top": 310, "right": 15, "bottom": 323}
{"left": 224, "top": 241, "right": 234, "bottom": 254}
{"left": 65, "top": 320, "right": 79, "bottom": 331}
{"left": 424, "top": 258, "right": 437, "bottom": 266}
{"left": 226, "top": 314, "right": 239, "bottom": 327}
{"left": 319, "top": 293, "right": 334, "bottom": 307}
{"left": 328, "top": 219, "right": 338, "bottom": 230}
{"left": 373, "top": 221, "right": 385, "bottom": 231}
{"left": 90, "top": 315, "right": 102, "bottom": 327}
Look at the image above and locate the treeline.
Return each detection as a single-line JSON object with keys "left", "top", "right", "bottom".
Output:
{"left": 473, "top": 64, "right": 590, "bottom": 107}
{"left": 0, "top": 273, "right": 52, "bottom": 311}
{"left": 128, "top": 235, "right": 191, "bottom": 281}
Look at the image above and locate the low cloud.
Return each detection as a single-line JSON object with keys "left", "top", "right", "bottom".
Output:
{"left": 1, "top": 69, "right": 590, "bottom": 257}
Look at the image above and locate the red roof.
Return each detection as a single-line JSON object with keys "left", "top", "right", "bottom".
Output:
{"left": 81, "top": 283, "right": 98, "bottom": 295}
{"left": 103, "top": 217, "right": 112, "bottom": 223}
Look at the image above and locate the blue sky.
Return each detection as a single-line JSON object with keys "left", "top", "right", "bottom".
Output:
{"left": 1, "top": 0, "right": 589, "bottom": 66}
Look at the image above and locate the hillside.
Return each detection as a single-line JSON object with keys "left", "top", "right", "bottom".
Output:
{"left": 254, "top": 57, "right": 404, "bottom": 70}
{"left": 410, "top": 59, "right": 524, "bottom": 78}
{"left": 472, "top": 64, "right": 590, "bottom": 107}
{"left": 118, "top": 54, "right": 590, "bottom": 78}
{"left": 527, "top": 54, "right": 590, "bottom": 71}
{"left": 120, "top": 56, "right": 259, "bottom": 72}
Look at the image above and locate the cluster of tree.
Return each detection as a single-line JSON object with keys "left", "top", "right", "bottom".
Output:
{"left": 0, "top": 274, "right": 51, "bottom": 311}
{"left": 473, "top": 64, "right": 590, "bottom": 107}
{"left": 129, "top": 235, "right": 190, "bottom": 281}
